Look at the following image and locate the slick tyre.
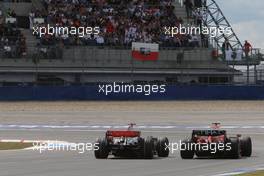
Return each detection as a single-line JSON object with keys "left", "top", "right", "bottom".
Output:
{"left": 180, "top": 139, "right": 194, "bottom": 159}
{"left": 144, "top": 136, "right": 154, "bottom": 159}
{"left": 241, "top": 137, "right": 252, "bottom": 157}
{"left": 94, "top": 138, "right": 109, "bottom": 159}
{"left": 157, "top": 137, "right": 170, "bottom": 157}
{"left": 228, "top": 138, "right": 241, "bottom": 159}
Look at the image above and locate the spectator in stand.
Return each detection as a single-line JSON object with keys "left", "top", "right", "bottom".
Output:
{"left": 221, "top": 39, "right": 232, "bottom": 60}
{"left": 0, "top": 12, "right": 4, "bottom": 24}
{"left": 202, "top": 0, "right": 207, "bottom": 7}
{"left": 0, "top": 11, "right": 4, "bottom": 38}
{"left": 19, "top": 35, "right": 27, "bottom": 56}
{"left": 4, "top": 41, "right": 12, "bottom": 58}
{"left": 193, "top": 8, "right": 203, "bottom": 29}
{"left": 29, "top": 10, "right": 35, "bottom": 30}
{"left": 201, "top": 33, "right": 208, "bottom": 48}
{"left": 0, "top": 16, "right": 4, "bottom": 39}
{"left": 96, "top": 34, "right": 105, "bottom": 46}
{"left": 189, "top": 33, "right": 200, "bottom": 47}
{"left": 184, "top": 0, "right": 193, "bottom": 18}
{"left": 61, "top": 33, "right": 70, "bottom": 46}
{"left": 244, "top": 40, "right": 252, "bottom": 58}
{"left": 7, "top": 8, "right": 17, "bottom": 18}
{"left": 194, "top": 0, "right": 203, "bottom": 8}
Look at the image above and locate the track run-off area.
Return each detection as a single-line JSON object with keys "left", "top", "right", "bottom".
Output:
{"left": 0, "top": 101, "right": 264, "bottom": 176}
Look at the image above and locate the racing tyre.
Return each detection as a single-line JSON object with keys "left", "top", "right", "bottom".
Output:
{"left": 228, "top": 138, "right": 241, "bottom": 159}
{"left": 157, "top": 137, "right": 170, "bottom": 157}
{"left": 241, "top": 137, "right": 252, "bottom": 157}
{"left": 180, "top": 139, "right": 194, "bottom": 159}
{"left": 144, "top": 136, "right": 154, "bottom": 159}
{"left": 138, "top": 137, "right": 145, "bottom": 158}
{"left": 94, "top": 138, "right": 109, "bottom": 159}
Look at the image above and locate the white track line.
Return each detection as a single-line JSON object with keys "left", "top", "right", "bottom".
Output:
{"left": 0, "top": 124, "right": 264, "bottom": 130}
{"left": 213, "top": 172, "right": 245, "bottom": 176}
{"left": 212, "top": 165, "right": 264, "bottom": 176}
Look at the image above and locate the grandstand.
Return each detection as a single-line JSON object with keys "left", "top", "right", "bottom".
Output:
{"left": 0, "top": 0, "right": 262, "bottom": 86}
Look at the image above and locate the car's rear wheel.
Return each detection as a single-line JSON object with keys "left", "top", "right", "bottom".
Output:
{"left": 137, "top": 137, "right": 145, "bottom": 158}
{"left": 94, "top": 138, "right": 109, "bottom": 159}
{"left": 180, "top": 139, "right": 194, "bottom": 159}
{"left": 144, "top": 136, "right": 154, "bottom": 159}
{"left": 241, "top": 137, "right": 252, "bottom": 157}
{"left": 157, "top": 137, "right": 170, "bottom": 157}
{"left": 228, "top": 138, "right": 241, "bottom": 159}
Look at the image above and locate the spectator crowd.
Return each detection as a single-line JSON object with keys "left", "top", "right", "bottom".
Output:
{"left": 1, "top": 0, "right": 210, "bottom": 59}
{"left": 31, "top": 0, "right": 200, "bottom": 48}
{"left": 0, "top": 5, "right": 27, "bottom": 58}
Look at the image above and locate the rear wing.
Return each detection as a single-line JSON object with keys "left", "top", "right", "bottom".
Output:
{"left": 106, "top": 130, "right": 141, "bottom": 138}
{"left": 192, "top": 130, "right": 226, "bottom": 137}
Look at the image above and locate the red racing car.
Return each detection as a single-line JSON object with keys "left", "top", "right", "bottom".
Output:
{"left": 94, "top": 124, "right": 169, "bottom": 159}
{"left": 181, "top": 123, "right": 252, "bottom": 159}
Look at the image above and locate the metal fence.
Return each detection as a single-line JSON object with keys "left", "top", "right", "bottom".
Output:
{"left": 0, "top": 44, "right": 263, "bottom": 85}
{"left": 1, "top": 44, "right": 211, "bottom": 60}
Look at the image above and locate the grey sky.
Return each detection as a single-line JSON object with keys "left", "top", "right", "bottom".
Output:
{"left": 216, "top": 0, "right": 264, "bottom": 52}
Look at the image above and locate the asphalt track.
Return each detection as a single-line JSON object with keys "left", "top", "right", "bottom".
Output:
{"left": 0, "top": 101, "right": 264, "bottom": 176}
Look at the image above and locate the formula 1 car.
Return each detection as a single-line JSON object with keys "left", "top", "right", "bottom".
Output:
{"left": 94, "top": 124, "right": 169, "bottom": 159}
{"left": 180, "top": 123, "right": 252, "bottom": 159}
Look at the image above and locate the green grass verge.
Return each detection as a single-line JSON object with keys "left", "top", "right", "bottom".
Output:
{"left": 0, "top": 142, "right": 33, "bottom": 150}
{"left": 237, "top": 171, "right": 264, "bottom": 176}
